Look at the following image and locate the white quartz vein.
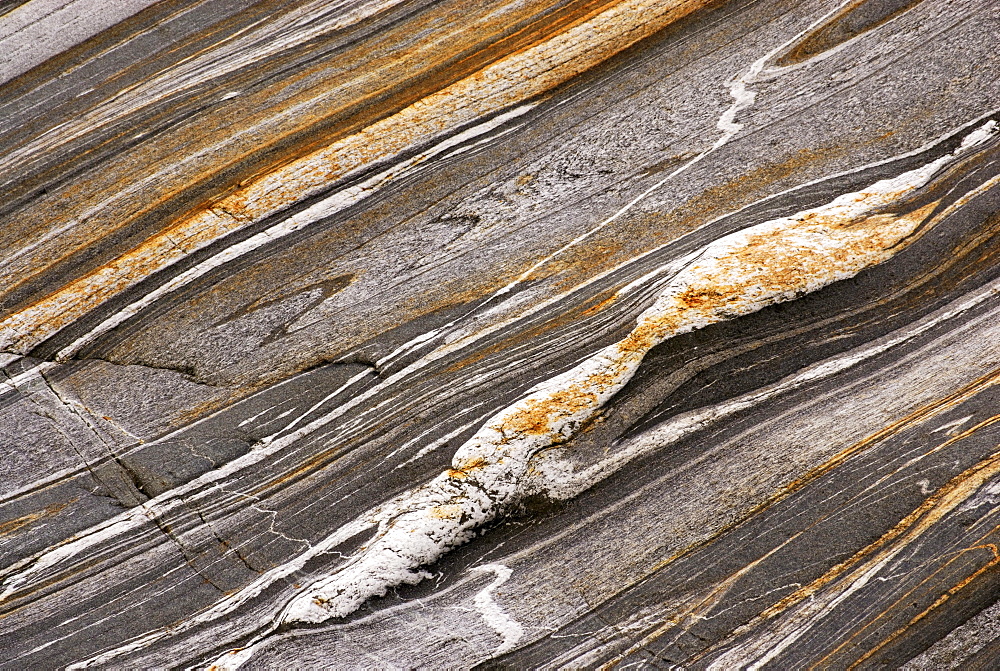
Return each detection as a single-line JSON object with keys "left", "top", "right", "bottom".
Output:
{"left": 275, "top": 120, "right": 998, "bottom": 627}
{"left": 9, "top": 118, "right": 997, "bottom": 670}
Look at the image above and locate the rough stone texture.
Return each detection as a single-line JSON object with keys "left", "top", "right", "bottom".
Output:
{"left": 2, "top": 0, "right": 1000, "bottom": 668}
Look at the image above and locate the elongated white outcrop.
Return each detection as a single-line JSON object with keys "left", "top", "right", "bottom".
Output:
{"left": 280, "top": 121, "right": 997, "bottom": 626}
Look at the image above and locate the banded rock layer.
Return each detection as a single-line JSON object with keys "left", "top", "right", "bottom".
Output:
{"left": 2, "top": 0, "right": 1000, "bottom": 668}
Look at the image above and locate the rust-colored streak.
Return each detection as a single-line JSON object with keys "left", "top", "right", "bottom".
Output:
{"left": 449, "top": 456, "right": 488, "bottom": 478}
{"left": 843, "top": 538, "right": 1000, "bottom": 669}
{"left": 672, "top": 447, "right": 1000, "bottom": 668}
{"left": 0, "top": 501, "right": 70, "bottom": 537}
{"left": 755, "top": 447, "right": 1000, "bottom": 649}
{"left": 628, "top": 530, "right": 811, "bottom": 659}
{"left": 638, "top": 366, "right": 1000, "bottom": 634}
{"left": 0, "top": 546, "right": 115, "bottom": 616}
{"left": 0, "top": 0, "right": 716, "bottom": 354}
{"left": 440, "top": 287, "right": 622, "bottom": 378}
{"left": 768, "top": 374, "right": 1000, "bottom": 508}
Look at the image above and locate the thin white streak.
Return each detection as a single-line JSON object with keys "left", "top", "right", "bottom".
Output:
{"left": 486, "top": 0, "right": 856, "bottom": 303}
{"left": 203, "top": 642, "right": 262, "bottom": 671}
{"left": 266, "top": 369, "right": 374, "bottom": 441}
{"left": 0, "top": 360, "right": 57, "bottom": 391}
{"left": 396, "top": 420, "right": 483, "bottom": 469}
{"left": 253, "top": 408, "right": 295, "bottom": 428}
{"left": 236, "top": 405, "right": 281, "bottom": 428}
{"left": 471, "top": 564, "right": 524, "bottom": 657}
{"left": 65, "top": 515, "right": 377, "bottom": 669}
{"left": 375, "top": 326, "right": 447, "bottom": 370}
{"left": 931, "top": 415, "right": 974, "bottom": 435}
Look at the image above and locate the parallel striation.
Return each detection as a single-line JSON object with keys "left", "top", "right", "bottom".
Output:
{"left": 2, "top": 0, "right": 1000, "bottom": 668}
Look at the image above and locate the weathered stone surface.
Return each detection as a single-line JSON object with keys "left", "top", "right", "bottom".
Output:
{"left": 2, "top": 0, "right": 1000, "bottom": 667}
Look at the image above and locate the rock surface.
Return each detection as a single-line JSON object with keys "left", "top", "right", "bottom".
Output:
{"left": 2, "top": 0, "right": 1000, "bottom": 668}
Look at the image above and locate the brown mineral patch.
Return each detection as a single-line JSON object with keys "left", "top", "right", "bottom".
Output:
{"left": 579, "top": 292, "right": 620, "bottom": 317}
{"left": 499, "top": 387, "right": 600, "bottom": 437}
{"left": 528, "top": 239, "right": 626, "bottom": 290}
{"left": 656, "top": 145, "right": 850, "bottom": 238}
{"left": 450, "top": 456, "right": 488, "bottom": 478}
{"left": 430, "top": 504, "right": 464, "bottom": 519}
{"left": 438, "top": 286, "right": 619, "bottom": 377}
{"left": 677, "top": 286, "right": 729, "bottom": 310}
